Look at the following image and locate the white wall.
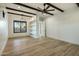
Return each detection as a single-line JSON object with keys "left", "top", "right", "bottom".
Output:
{"left": 8, "top": 14, "right": 31, "bottom": 38}
{"left": 46, "top": 7, "right": 79, "bottom": 45}
{"left": 37, "top": 15, "right": 48, "bottom": 38}
{"left": 39, "top": 18, "right": 45, "bottom": 37}
{"left": 0, "top": 4, "right": 8, "bottom": 55}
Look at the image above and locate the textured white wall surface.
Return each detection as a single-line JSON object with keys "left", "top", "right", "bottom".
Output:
{"left": 46, "top": 8, "right": 79, "bottom": 45}
{"left": 8, "top": 14, "right": 32, "bottom": 38}
{"left": 0, "top": 4, "right": 8, "bottom": 55}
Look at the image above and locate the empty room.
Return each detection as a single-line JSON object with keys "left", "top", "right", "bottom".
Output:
{"left": 0, "top": 3, "right": 79, "bottom": 56}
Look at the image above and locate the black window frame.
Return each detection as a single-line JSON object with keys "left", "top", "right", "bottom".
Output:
{"left": 13, "top": 20, "right": 27, "bottom": 33}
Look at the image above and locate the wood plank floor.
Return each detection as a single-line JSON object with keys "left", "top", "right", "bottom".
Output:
{"left": 2, "top": 37, "right": 79, "bottom": 56}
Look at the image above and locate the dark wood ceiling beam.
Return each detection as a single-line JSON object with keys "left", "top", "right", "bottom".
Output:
{"left": 46, "top": 5, "right": 50, "bottom": 10}
{"left": 8, "top": 12, "right": 32, "bottom": 17}
{"left": 76, "top": 3, "right": 79, "bottom": 7}
{"left": 45, "top": 3, "right": 64, "bottom": 12}
{"left": 13, "top": 3, "right": 54, "bottom": 16}
{"left": 6, "top": 7, "right": 36, "bottom": 15}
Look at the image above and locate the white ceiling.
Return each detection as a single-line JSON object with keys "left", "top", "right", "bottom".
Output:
{"left": 5, "top": 3, "right": 78, "bottom": 16}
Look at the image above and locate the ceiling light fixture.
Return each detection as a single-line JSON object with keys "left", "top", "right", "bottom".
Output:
{"left": 43, "top": 13, "right": 46, "bottom": 16}
{"left": 18, "top": 6, "right": 21, "bottom": 9}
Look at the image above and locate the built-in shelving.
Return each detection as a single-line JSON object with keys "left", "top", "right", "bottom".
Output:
{"left": 29, "top": 17, "right": 38, "bottom": 38}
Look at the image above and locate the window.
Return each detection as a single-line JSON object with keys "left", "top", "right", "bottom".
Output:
{"left": 13, "top": 20, "right": 27, "bottom": 33}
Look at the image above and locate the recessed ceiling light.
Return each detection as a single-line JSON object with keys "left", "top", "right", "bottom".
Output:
{"left": 43, "top": 13, "right": 46, "bottom": 16}
{"left": 18, "top": 6, "right": 21, "bottom": 9}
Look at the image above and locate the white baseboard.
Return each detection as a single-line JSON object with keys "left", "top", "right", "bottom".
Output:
{"left": 47, "top": 36, "right": 79, "bottom": 45}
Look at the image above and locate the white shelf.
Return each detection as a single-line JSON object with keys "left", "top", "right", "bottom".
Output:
{"left": 29, "top": 19, "right": 37, "bottom": 38}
